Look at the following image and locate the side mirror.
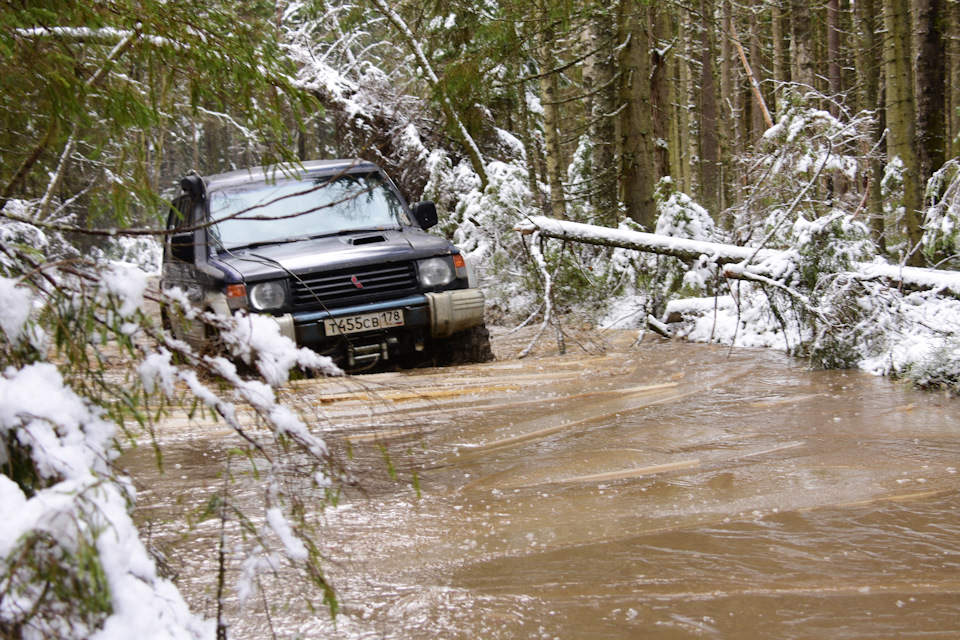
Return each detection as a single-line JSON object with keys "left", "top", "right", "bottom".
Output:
{"left": 180, "top": 174, "right": 206, "bottom": 199}
{"left": 411, "top": 201, "right": 438, "bottom": 230}
{"left": 169, "top": 232, "right": 195, "bottom": 263}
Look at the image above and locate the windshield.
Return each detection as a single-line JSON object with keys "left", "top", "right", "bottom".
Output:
{"left": 208, "top": 172, "right": 411, "bottom": 250}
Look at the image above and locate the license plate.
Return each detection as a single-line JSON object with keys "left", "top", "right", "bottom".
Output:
{"left": 323, "top": 309, "right": 404, "bottom": 336}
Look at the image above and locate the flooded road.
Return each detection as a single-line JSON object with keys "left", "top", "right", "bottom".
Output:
{"left": 124, "top": 329, "right": 960, "bottom": 639}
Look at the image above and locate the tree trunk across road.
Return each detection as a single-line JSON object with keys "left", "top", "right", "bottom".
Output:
{"left": 515, "top": 215, "right": 960, "bottom": 298}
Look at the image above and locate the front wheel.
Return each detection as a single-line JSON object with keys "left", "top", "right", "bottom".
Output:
{"left": 435, "top": 324, "right": 495, "bottom": 366}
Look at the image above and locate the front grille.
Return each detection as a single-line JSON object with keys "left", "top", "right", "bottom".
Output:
{"left": 290, "top": 262, "right": 419, "bottom": 309}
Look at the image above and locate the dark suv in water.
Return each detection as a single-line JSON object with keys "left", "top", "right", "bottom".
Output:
{"left": 161, "top": 159, "right": 492, "bottom": 370}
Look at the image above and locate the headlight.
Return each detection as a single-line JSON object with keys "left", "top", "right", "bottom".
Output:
{"left": 418, "top": 256, "right": 456, "bottom": 287}
{"left": 248, "top": 281, "right": 288, "bottom": 310}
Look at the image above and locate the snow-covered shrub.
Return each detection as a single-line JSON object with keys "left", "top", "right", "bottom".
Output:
{"left": 767, "top": 211, "right": 875, "bottom": 367}
{"left": 791, "top": 211, "right": 875, "bottom": 290}
{"left": 842, "top": 285, "right": 960, "bottom": 392}
{"left": 882, "top": 155, "right": 906, "bottom": 221}
{"left": 0, "top": 262, "right": 214, "bottom": 639}
{"left": 716, "top": 89, "right": 890, "bottom": 367}
{"left": 94, "top": 235, "right": 163, "bottom": 275}
{"left": 804, "top": 275, "right": 874, "bottom": 369}
{"left": 423, "top": 153, "right": 540, "bottom": 320}
{"left": 923, "top": 159, "right": 960, "bottom": 268}
{"left": 656, "top": 178, "right": 721, "bottom": 242}
{"left": 655, "top": 177, "right": 725, "bottom": 294}
{"left": 902, "top": 338, "right": 960, "bottom": 392}
{"left": 422, "top": 151, "right": 479, "bottom": 240}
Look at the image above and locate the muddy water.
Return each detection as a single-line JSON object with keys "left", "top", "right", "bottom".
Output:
{"left": 124, "top": 330, "right": 960, "bottom": 639}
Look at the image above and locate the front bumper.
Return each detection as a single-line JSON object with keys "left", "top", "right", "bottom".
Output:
{"left": 272, "top": 289, "right": 485, "bottom": 354}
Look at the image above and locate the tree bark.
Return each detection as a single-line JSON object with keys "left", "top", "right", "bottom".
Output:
{"left": 827, "top": 0, "right": 842, "bottom": 115}
{"left": 856, "top": 0, "right": 886, "bottom": 251}
{"left": 884, "top": 0, "right": 924, "bottom": 265}
{"left": 720, "top": 0, "right": 737, "bottom": 154}
{"left": 698, "top": 0, "right": 721, "bottom": 218}
{"left": 790, "top": 0, "right": 816, "bottom": 88}
{"left": 748, "top": 5, "right": 768, "bottom": 135}
{"left": 582, "top": 6, "right": 620, "bottom": 224}
{"left": 676, "top": 10, "right": 694, "bottom": 193}
{"left": 537, "top": 8, "right": 568, "bottom": 219}
{"left": 618, "top": 0, "right": 657, "bottom": 229}
{"left": 771, "top": 0, "right": 789, "bottom": 100}
{"left": 651, "top": 5, "right": 671, "bottom": 179}
{"left": 915, "top": 0, "right": 946, "bottom": 187}
{"left": 948, "top": 1, "right": 960, "bottom": 159}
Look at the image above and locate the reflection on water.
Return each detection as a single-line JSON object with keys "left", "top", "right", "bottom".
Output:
{"left": 123, "top": 332, "right": 960, "bottom": 639}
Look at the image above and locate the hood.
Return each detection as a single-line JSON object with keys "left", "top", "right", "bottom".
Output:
{"left": 214, "top": 227, "right": 455, "bottom": 282}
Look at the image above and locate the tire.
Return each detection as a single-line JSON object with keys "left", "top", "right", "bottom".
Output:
{"left": 160, "top": 302, "right": 174, "bottom": 332}
{"left": 435, "top": 324, "right": 495, "bottom": 366}
{"left": 201, "top": 320, "right": 226, "bottom": 357}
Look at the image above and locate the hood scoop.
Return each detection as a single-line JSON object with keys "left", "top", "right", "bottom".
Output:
{"left": 341, "top": 233, "right": 387, "bottom": 246}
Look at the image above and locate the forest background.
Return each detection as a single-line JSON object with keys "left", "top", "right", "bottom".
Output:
{"left": 2, "top": 0, "right": 960, "bottom": 638}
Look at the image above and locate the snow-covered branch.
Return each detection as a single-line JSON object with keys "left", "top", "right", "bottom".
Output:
{"left": 515, "top": 215, "right": 960, "bottom": 298}
{"left": 14, "top": 26, "right": 182, "bottom": 50}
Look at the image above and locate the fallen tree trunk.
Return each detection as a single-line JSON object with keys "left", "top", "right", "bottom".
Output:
{"left": 515, "top": 215, "right": 960, "bottom": 298}
{"left": 516, "top": 216, "right": 782, "bottom": 265}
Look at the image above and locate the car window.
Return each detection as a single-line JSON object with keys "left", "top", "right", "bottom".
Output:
{"left": 166, "top": 195, "right": 192, "bottom": 232}
{"left": 208, "top": 173, "right": 412, "bottom": 250}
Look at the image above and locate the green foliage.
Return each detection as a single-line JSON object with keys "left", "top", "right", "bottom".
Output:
{"left": 2, "top": 531, "right": 113, "bottom": 639}
{"left": 0, "top": 0, "right": 316, "bottom": 227}
{"left": 2, "top": 437, "right": 41, "bottom": 499}
{"left": 792, "top": 212, "right": 874, "bottom": 291}
{"left": 417, "top": 0, "right": 522, "bottom": 138}
{"left": 804, "top": 284, "right": 865, "bottom": 370}
{"left": 533, "top": 240, "right": 621, "bottom": 317}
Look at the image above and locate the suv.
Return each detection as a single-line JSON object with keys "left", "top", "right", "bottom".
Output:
{"left": 161, "top": 159, "right": 493, "bottom": 370}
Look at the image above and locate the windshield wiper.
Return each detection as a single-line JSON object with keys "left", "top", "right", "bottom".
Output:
{"left": 224, "top": 238, "right": 297, "bottom": 251}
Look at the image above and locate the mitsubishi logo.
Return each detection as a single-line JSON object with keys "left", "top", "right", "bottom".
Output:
{"left": 351, "top": 275, "right": 364, "bottom": 288}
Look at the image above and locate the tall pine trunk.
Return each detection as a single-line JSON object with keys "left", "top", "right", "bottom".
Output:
{"left": 949, "top": 1, "right": 960, "bottom": 159}
{"left": 827, "top": 0, "right": 842, "bottom": 115}
{"left": 915, "top": 0, "right": 946, "bottom": 189}
{"left": 618, "top": 0, "right": 656, "bottom": 228}
{"left": 856, "top": 0, "right": 887, "bottom": 252}
{"left": 884, "top": 0, "right": 924, "bottom": 265}
{"left": 675, "top": 10, "right": 695, "bottom": 193}
{"left": 771, "top": 0, "right": 789, "bottom": 100}
{"left": 651, "top": 5, "right": 671, "bottom": 180}
{"left": 537, "top": 9, "right": 568, "bottom": 219}
{"left": 699, "top": 0, "right": 721, "bottom": 218}
{"left": 749, "top": 4, "right": 767, "bottom": 137}
{"left": 585, "top": 6, "right": 620, "bottom": 224}
{"left": 790, "top": 0, "right": 816, "bottom": 88}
